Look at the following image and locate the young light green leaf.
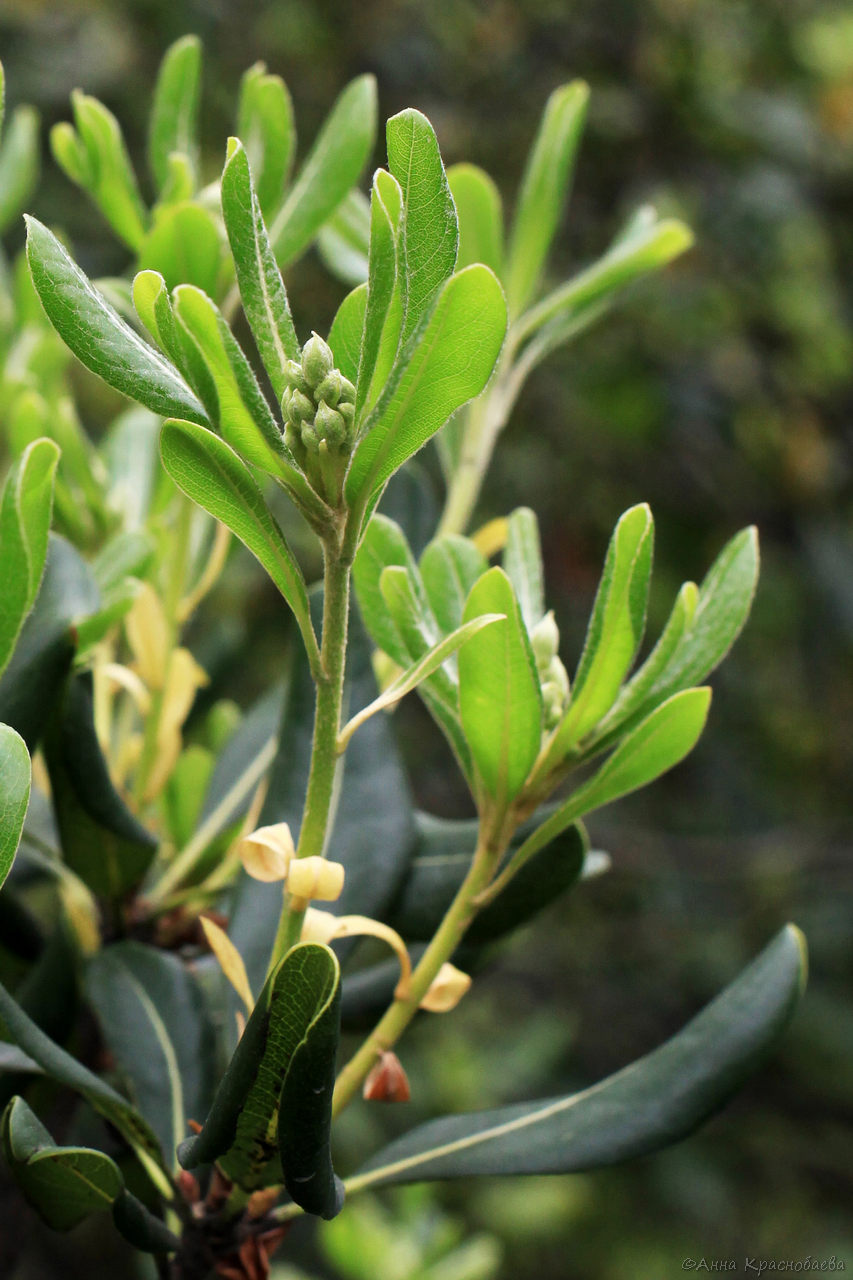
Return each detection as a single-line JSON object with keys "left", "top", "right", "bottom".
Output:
{"left": 503, "top": 507, "right": 545, "bottom": 631}
{"left": 0, "top": 725, "right": 30, "bottom": 892}
{"left": 316, "top": 187, "right": 371, "bottom": 286}
{"left": 550, "top": 503, "right": 654, "bottom": 757}
{"left": 55, "top": 92, "right": 148, "bottom": 250}
{"left": 419, "top": 535, "right": 489, "bottom": 635}
{"left": 271, "top": 75, "right": 377, "bottom": 268}
{"left": 349, "top": 925, "right": 805, "bottom": 1188}
{"left": 515, "top": 215, "right": 694, "bottom": 347}
{"left": 160, "top": 419, "right": 319, "bottom": 670}
{"left": 513, "top": 688, "right": 711, "bottom": 873}
{"left": 0, "top": 438, "right": 60, "bottom": 677}
{"left": 353, "top": 513, "right": 420, "bottom": 666}
{"left": 2, "top": 1096, "right": 124, "bottom": 1231}
{"left": 86, "top": 942, "right": 216, "bottom": 1167}
{"left": 505, "top": 81, "right": 589, "bottom": 317}
{"left": 345, "top": 265, "right": 507, "bottom": 508}
{"left": 221, "top": 138, "right": 300, "bottom": 398}
{"left": 356, "top": 170, "right": 403, "bottom": 419}
{"left": 338, "top": 613, "right": 504, "bottom": 750}
{"left": 172, "top": 283, "right": 284, "bottom": 473}
{"left": 386, "top": 108, "right": 458, "bottom": 341}
{"left": 148, "top": 34, "right": 202, "bottom": 193}
{"left": 25, "top": 219, "right": 207, "bottom": 425}
{"left": 459, "top": 567, "right": 542, "bottom": 809}
{"left": 0, "top": 105, "right": 39, "bottom": 235}
{"left": 178, "top": 942, "right": 343, "bottom": 1215}
{"left": 447, "top": 163, "right": 503, "bottom": 276}
{"left": 327, "top": 283, "right": 367, "bottom": 387}
{"left": 137, "top": 202, "right": 224, "bottom": 296}
{"left": 238, "top": 62, "right": 295, "bottom": 217}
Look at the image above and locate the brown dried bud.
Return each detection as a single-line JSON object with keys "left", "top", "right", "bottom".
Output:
{"left": 363, "top": 1050, "right": 411, "bottom": 1103}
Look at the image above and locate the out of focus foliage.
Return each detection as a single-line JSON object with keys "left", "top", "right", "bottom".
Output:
{"left": 0, "top": 1, "right": 850, "bottom": 1277}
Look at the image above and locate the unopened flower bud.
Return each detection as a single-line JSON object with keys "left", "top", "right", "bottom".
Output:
{"left": 314, "top": 368, "right": 344, "bottom": 407}
{"left": 301, "top": 423, "right": 320, "bottom": 455}
{"left": 237, "top": 823, "right": 294, "bottom": 882}
{"left": 531, "top": 611, "right": 560, "bottom": 669}
{"left": 287, "top": 856, "right": 345, "bottom": 902}
{"left": 284, "top": 388, "right": 314, "bottom": 425}
{"left": 419, "top": 962, "right": 472, "bottom": 1013}
{"left": 314, "top": 399, "right": 346, "bottom": 448}
{"left": 546, "top": 654, "right": 570, "bottom": 700}
{"left": 301, "top": 332, "right": 334, "bottom": 387}
{"left": 338, "top": 400, "right": 355, "bottom": 428}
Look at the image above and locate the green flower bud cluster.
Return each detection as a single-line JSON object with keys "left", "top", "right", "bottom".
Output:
{"left": 531, "top": 611, "right": 570, "bottom": 729}
{"left": 281, "top": 332, "right": 356, "bottom": 506}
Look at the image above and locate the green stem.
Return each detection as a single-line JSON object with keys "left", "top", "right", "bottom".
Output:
{"left": 269, "top": 537, "right": 352, "bottom": 970}
{"left": 331, "top": 820, "right": 505, "bottom": 1116}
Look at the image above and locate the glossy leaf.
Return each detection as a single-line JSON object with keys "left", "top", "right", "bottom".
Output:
{"left": 222, "top": 139, "right": 299, "bottom": 399}
{"left": 148, "top": 34, "right": 201, "bottom": 192}
{"left": 552, "top": 504, "right": 653, "bottom": 756}
{"left": 448, "top": 162, "right": 503, "bottom": 276}
{"left": 137, "top": 202, "right": 223, "bottom": 296}
{"left": 0, "top": 439, "right": 60, "bottom": 677}
{"left": 459, "top": 567, "right": 542, "bottom": 808}
{"left": 271, "top": 75, "right": 377, "bottom": 268}
{"left": 0, "top": 725, "right": 30, "bottom": 892}
{"left": 386, "top": 108, "right": 458, "bottom": 341}
{"left": 238, "top": 62, "right": 295, "bottom": 217}
{"left": 388, "top": 811, "right": 587, "bottom": 943}
{"left": 346, "top": 266, "right": 507, "bottom": 507}
{"left": 505, "top": 82, "right": 588, "bottom": 317}
{"left": 178, "top": 942, "right": 343, "bottom": 1213}
{"left": 86, "top": 942, "right": 216, "bottom": 1165}
{"left": 2, "top": 1096, "right": 123, "bottom": 1231}
{"left": 316, "top": 187, "right": 371, "bottom": 286}
{"left": 420, "top": 534, "right": 489, "bottom": 635}
{"left": 352, "top": 926, "right": 806, "bottom": 1188}
{"left": 502, "top": 507, "right": 545, "bottom": 631}
{"left": 160, "top": 419, "right": 318, "bottom": 666}
{"left": 25, "top": 219, "right": 207, "bottom": 424}
{"left": 0, "top": 105, "right": 39, "bottom": 235}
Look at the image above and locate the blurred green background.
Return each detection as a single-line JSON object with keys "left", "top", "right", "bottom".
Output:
{"left": 1, "top": 0, "right": 851, "bottom": 1276}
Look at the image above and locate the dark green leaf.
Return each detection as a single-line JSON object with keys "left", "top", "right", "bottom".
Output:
{"left": 148, "top": 35, "right": 202, "bottom": 193}
{"left": 351, "top": 925, "right": 806, "bottom": 1188}
{"left": 86, "top": 941, "right": 216, "bottom": 1164}
{"left": 271, "top": 75, "right": 377, "bottom": 268}
{"left": 0, "top": 438, "right": 59, "bottom": 677}
{"left": 0, "top": 724, "right": 30, "bottom": 892}
{"left": 25, "top": 219, "right": 207, "bottom": 425}
{"left": 111, "top": 1188, "right": 179, "bottom": 1254}
{"left": 222, "top": 139, "right": 300, "bottom": 398}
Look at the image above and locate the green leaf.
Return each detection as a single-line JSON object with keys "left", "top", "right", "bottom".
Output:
{"left": 222, "top": 139, "right": 300, "bottom": 400}
{"left": 516, "top": 214, "right": 694, "bottom": 347}
{"left": 53, "top": 92, "right": 148, "bottom": 251}
{"left": 316, "top": 187, "right": 371, "bottom": 286}
{"left": 172, "top": 283, "right": 285, "bottom": 473}
{"left": 387, "top": 811, "right": 586, "bottom": 944}
{"left": 44, "top": 671, "right": 158, "bottom": 898}
{"left": 237, "top": 62, "right": 295, "bottom": 218}
{"left": 271, "top": 75, "right": 377, "bottom": 268}
{"left": 2, "top": 1096, "right": 124, "bottom": 1231}
{"left": 0, "top": 536, "right": 98, "bottom": 751}
{"left": 345, "top": 266, "right": 507, "bottom": 507}
{"left": 447, "top": 163, "right": 503, "bottom": 276}
{"left": 338, "top": 613, "right": 504, "bottom": 749}
{"left": 86, "top": 942, "right": 216, "bottom": 1166}
{"left": 25, "top": 219, "right": 207, "bottom": 425}
{"left": 351, "top": 925, "right": 806, "bottom": 1188}
{"left": 551, "top": 504, "right": 654, "bottom": 757}
{"left": 0, "top": 439, "right": 60, "bottom": 677}
{"left": 148, "top": 34, "right": 201, "bottom": 193}
{"left": 419, "top": 535, "right": 489, "bottom": 635}
{"left": 502, "top": 507, "right": 545, "bottom": 631}
{"left": 0, "top": 105, "right": 39, "bottom": 235}
{"left": 0, "top": 978, "right": 167, "bottom": 1186}
{"left": 516, "top": 689, "right": 711, "bottom": 869}
{"left": 328, "top": 284, "right": 368, "bottom": 387}
{"left": 386, "top": 109, "right": 458, "bottom": 341}
{"left": 160, "top": 419, "right": 318, "bottom": 667}
{"left": 505, "top": 81, "right": 588, "bottom": 317}
{"left": 459, "top": 567, "right": 542, "bottom": 808}
{"left": 0, "top": 725, "right": 30, "bottom": 892}
{"left": 356, "top": 170, "right": 403, "bottom": 419}
{"left": 178, "top": 942, "right": 343, "bottom": 1213}
{"left": 353, "top": 513, "right": 419, "bottom": 667}
{"left": 137, "top": 202, "right": 224, "bottom": 297}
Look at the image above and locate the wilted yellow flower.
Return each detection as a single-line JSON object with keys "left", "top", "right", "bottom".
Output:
{"left": 287, "top": 855, "right": 345, "bottom": 902}
{"left": 419, "top": 962, "right": 472, "bottom": 1013}
{"left": 237, "top": 823, "right": 295, "bottom": 882}
{"left": 125, "top": 583, "right": 170, "bottom": 690}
